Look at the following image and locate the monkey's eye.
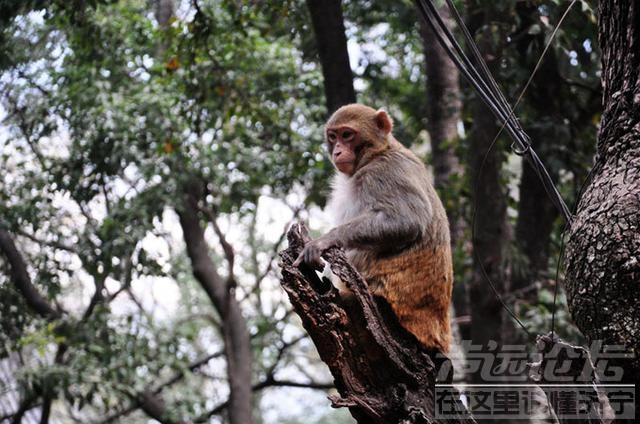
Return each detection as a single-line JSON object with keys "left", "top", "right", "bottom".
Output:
{"left": 341, "top": 130, "right": 354, "bottom": 141}
{"left": 327, "top": 131, "right": 337, "bottom": 143}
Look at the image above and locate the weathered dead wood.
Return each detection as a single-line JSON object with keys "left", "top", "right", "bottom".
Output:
{"left": 279, "top": 223, "right": 475, "bottom": 423}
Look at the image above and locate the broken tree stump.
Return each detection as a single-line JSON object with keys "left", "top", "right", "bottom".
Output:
{"left": 278, "top": 223, "right": 475, "bottom": 423}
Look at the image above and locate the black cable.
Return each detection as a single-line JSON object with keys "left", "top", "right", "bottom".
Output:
{"left": 550, "top": 228, "right": 568, "bottom": 337}
{"left": 415, "top": 1, "right": 509, "bottom": 123}
{"left": 415, "top": 0, "right": 573, "bottom": 226}
{"left": 415, "top": 0, "right": 578, "bottom": 340}
{"left": 416, "top": 0, "right": 533, "bottom": 338}
{"left": 443, "top": 0, "right": 514, "bottom": 118}
{"left": 417, "top": 0, "right": 529, "bottom": 156}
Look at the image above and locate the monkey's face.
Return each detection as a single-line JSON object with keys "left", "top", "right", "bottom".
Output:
{"left": 326, "top": 125, "right": 360, "bottom": 175}
{"left": 324, "top": 104, "right": 394, "bottom": 176}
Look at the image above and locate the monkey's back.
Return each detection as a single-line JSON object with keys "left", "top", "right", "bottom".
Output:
{"left": 365, "top": 241, "right": 453, "bottom": 353}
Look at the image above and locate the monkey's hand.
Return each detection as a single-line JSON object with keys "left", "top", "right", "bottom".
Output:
{"left": 293, "top": 236, "right": 337, "bottom": 270}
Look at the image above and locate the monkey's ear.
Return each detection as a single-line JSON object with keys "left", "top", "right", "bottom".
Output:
{"left": 375, "top": 109, "right": 393, "bottom": 135}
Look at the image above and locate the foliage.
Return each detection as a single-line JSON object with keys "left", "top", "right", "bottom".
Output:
{"left": 1, "top": 0, "right": 332, "bottom": 421}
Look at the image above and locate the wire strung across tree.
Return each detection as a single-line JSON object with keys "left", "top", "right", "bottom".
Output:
{"left": 415, "top": 0, "right": 579, "bottom": 341}
{"left": 414, "top": 0, "right": 574, "bottom": 227}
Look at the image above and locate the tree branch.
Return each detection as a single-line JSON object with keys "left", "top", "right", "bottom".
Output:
{"left": 534, "top": 333, "right": 610, "bottom": 424}
{"left": 39, "top": 344, "right": 68, "bottom": 424}
{"left": 98, "top": 350, "right": 224, "bottom": 424}
{"left": 199, "top": 204, "right": 235, "bottom": 286}
{"left": 137, "top": 390, "right": 187, "bottom": 424}
{"left": 195, "top": 375, "right": 335, "bottom": 422}
{"left": 9, "top": 393, "right": 39, "bottom": 424}
{"left": 0, "top": 228, "right": 62, "bottom": 320}
{"left": 13, "top": 228, "right": 78, "bottom": 254}
{"left": 177, "top": 180, "right": 252, "bottom": 424}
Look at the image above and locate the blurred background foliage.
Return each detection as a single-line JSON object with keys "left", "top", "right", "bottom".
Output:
{"left": 0, "top": 0, "right": 599, "bottom": 422}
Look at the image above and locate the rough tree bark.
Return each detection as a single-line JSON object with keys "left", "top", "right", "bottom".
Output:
{"left": 306, "top": 0, "right": 356, "bottom": 113}
{"left": 564, "top": 0, "right": 640, "bottom": 406}
{"left": 534, "top": 333, "right": 611, "bottom": 424}
{"left": 178, "top": 182, "right": 252, "bottom": 424}
{"left": 279, "top": 223, "right": 476, "bottom": 424}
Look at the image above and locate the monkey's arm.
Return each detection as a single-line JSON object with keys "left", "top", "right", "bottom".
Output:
{"left": 295, "top": 166, "right": 433, "bottom": 267}
{"left": 295, "top": 212, "right": 419, "bottom": 268}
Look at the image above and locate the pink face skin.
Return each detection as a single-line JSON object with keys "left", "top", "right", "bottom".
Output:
{"left": 327, "top": 125, "right": 359, "bottom": 176}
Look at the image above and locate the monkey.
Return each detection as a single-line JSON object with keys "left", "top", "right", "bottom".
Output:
{"left": 294, "top": 103, "right": 453, "bottom": 356}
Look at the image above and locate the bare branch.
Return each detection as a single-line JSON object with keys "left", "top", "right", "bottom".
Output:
{"left": 256, "top": 205, "right": 304, "bottom": 287}
{"left": 17, "top": 69, "right": 51, "bottom": 96}
{"left": 98, "top": 350, "right": 224, "bottom": 424}
{"left": 81, "top": 274, "right": 106, "bottom": 321}
{"left": 195, "top": 375, "right": 335, "bottom": 422}
{"left": 177, "top": 180, "right": 252, "bottom": 424}
{"left": 7, "top": 393, "right": 40, "bottom": 424}
{"left": 264, "top": 334, "right": 307, "bottom": 379}
{"left": 0, "top": 228, "right": 62, "bottom": 320}
{"left": 13, "top": 228, "right": 78, "bottom": 254}
{"left": 106, "top": 255, "right": 134, "bottom": 302}
{"left": 200, "top": 204, "right": 235, "bottom": 286}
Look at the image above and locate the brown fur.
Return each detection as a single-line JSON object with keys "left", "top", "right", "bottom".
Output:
{"left": 362, "top": 245, "right": 453, "bottom": 352}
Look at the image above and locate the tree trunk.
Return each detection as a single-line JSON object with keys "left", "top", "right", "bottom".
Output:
{"left": 512, "top": 2, "right": 561, "bottom": 290}
{"left": 178, "top": 182, "right": 252, "bottom": 424}
{"left": 306, "top": 0, "right": 356, "bottom": 113}
{"left": 154, "top": 0, "right": 173, "bottom": 28}
{"left": 564, "top": 0, "right": 640, "bottom": 399}
{"left": 420, "top": 7, "right": 463, "bottom": 200}
{"left": 467, "top": 97, "right": 510, "bottom": 381}
{"left": 419, "top": 2, "right": 465, "bottom": 247}
{"left": 515, "top": 155, "right": 558, "bottom": 280}
{"left": 464, "top": 3, "right": 513, "bottom": 386}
